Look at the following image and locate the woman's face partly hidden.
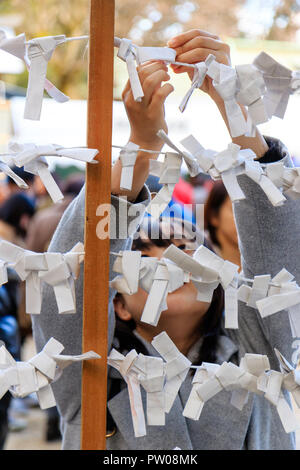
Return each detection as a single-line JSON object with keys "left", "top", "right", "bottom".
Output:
{"left": 115, "top": 236, "right": 211, "bottom": 330}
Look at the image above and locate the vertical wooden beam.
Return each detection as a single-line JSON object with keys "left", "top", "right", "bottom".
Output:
{"left": 81, "top": 0, "right": 115, "bottom": 450}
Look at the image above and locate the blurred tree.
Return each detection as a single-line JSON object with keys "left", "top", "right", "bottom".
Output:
{"left": 267, "top": 0, "right": 300, "bottom": 41}
{"left": 0, "top": 0, "right": 299, "bottom": 97}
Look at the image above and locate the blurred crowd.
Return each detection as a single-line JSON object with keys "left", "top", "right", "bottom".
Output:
{"left": 0, "top": 167, "right": 240, "bottom": 449}
{"left": 0, "top": 166, "right": 84, "bottom": 449}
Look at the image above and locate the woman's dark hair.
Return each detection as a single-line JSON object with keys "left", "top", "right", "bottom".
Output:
{"left": 0, "top": 193, "right": 35, "bottom": 238}
{"left": 114, "top": 217, "right": 224, "bottom": 366}
{"left": 204, "top": 181, "right": 228, "bottom": 248}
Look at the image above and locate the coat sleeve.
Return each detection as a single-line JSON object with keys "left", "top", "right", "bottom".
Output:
{"left": 31, "top": 184, "right": 150, "bottom": 449}
{"left": 227, "top": 137, "right": 300, "bottom": 369}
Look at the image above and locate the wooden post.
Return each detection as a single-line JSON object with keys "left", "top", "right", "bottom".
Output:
{"left": 81, "top": 0, "right": 115, "bottom": 450}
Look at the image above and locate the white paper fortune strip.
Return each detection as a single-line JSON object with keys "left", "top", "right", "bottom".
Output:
{"left": 25, "top": 35, "right": 69, "bottom": 120}
{"left": 163, "top": 244, "right": 240, "bottom": 328}
{"left": 152, "top": 332, "right": 191, "bottom": 413}
{"left": 108, "top": 348, "right": 147, "bottom": 437}
{"left": 179, "top": 54, "right": 215, "bottom": 113}
{"left": 119, "top": 142, "right": 140, "bottom": 191}
{"left": 0, "top": 240, "right": 84, "bottom": 314}
{"left": 108, "top": 332, "right": 190, "bottom": 437}
{"left": 206, "top": 59, "right": 247, "bottom": 137}
{"left": 253, "top": 51, "right": 300, "bottom": 120}
{"left": 0, "top": 158, "right": 28, "bottom": 189}
{"left": 0, "top": 30, "right": 75, "bottom": 120}
{"left": 7, "top": 142, "right": 98, "bottom": 203}
{"left": 180, "top": 134, "right": 286, "bottom": 207}
{"left": 0, "top": 337, "right": 99, "bottom": 409}
{"left": 115, "top": 37, "right": 176, "bottom": 102}
{"left": 235, "top": 64, "right": 268, "bottom": 137}
{"left": 111, "top": 251, "right": 187, "bottom": 326}
{"left": 145, "top": 130, "right": 200, "bottom": 219}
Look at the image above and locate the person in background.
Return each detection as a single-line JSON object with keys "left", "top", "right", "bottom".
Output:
{"left": 0, "top": 192, "right": 35, "bottom": 247}
{"left": 26, "top": 174, "right": 85, "bottom": 253}
{"left": 0, "top": 192, "right": 35, "bottom": 448}
{"left": 4, "top": 167, "right": 35, "bottom": 202}
{"left": 204, "top": 181, "right": 241, "bottom": 270}
{"left": 25, "top": 173, "right": 84, "bottom": 442}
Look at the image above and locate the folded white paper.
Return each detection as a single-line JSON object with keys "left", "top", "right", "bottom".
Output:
{"left": 253, "top": 51, "right": 300, "bottom": 120}
{"left": 207, "top": 60, "right": 247, "bottom": 137}
{"left": 179, "top": 54, "right": 215, "bottom": 112}
{"left": 8, "top": 142, "right": 98, "bottom": 203}
{"left": 0, "top": 240, "right": 84, "bottom": 314}
{"left": 181, "top": 134, "right": 286, "bottom": 207}
{"left": 0, "top": 29, "right": 70, "bottom": 120}
{"left": 0, "top": 337, "right": 99, "bottom": 409}
{"left": 115, "top": 37, "right": 176, "bottom": 102}
{"left": 119, "top": 142, "right": 140, "bottom": 191}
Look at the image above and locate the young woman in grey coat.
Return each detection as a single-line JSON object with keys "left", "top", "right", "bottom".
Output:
{"left": 32, "top": 30, "right": 299, "bottom": 449}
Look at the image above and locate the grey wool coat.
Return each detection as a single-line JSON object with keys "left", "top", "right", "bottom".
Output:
{"left": 32, "top": 138, "right": 300, "bottom": 450}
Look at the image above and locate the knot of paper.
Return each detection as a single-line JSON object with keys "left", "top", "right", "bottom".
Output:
{"left": 108, "top": 348, "right": 147, "bottom": 437}
{"left": 0, "top": 240, "right": 84, "bottom": 315}
{"left": 207, "top": 61, "right": 247, "bottom": 137}
{"left": 152, "top": 332, "right": 191, "bottom": 414}
{"left": 119, "top": 142, "right": 140, "bottom": 190}
{"left": 235, "top": 64, "right": 268, "bottom": 137}
{"left": 8, "top": 142, "right": 98, "bottom": 203}
{"left": 111, "top": 251, "right": 187, "bottom": 326}
{"left": 248, "top": 268, "right": 300, "bottom": 338}
{"left": 179, "top": 54, "right": 215, "bottom": 113}
{"left": 136, "top": 354, "right": 166, "bottom": 427}
{"left": 146, "top": 130, "right": 200, "bottom": 219}
{"left": 0, "top": 337, "right": 99, "bottom": 409}
{"left": 180, "top": 135, "right": 286, "bottom": 207}
{"left": 264, "top": 162, "right": 300, "bottom": 202}
{"left": 0, "top": 30, "right": 70, "bottom": 120}
{"left": 163, "top": 243, "right": 239, "bottom": 328}
{"left": 115, "top": 37, "right": 176, "bottom": 102}
{"left": 183, "top": 351, "right": 299, "bottom": 433}
{"left": 253, "top": 51, "right": 300, "bottom": 120}
{"left": 25, "top": 35, "right": 68, "bottom": 120}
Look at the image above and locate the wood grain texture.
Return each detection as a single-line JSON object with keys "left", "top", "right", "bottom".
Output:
{"left": 81, "top": 0, "right": 115, "bottom": 450}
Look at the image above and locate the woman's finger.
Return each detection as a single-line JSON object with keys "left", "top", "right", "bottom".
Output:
{"left": 142, "top": 69, "right": 170, "bottom": 105}
{"left": 137, "top": 61, "right": 168, "bottom": 85}
{"left": 150, "top": 82, "right": 174, "bottom": 108}
{"left": 173, "top": 36, "right": 225, "bottom": 57}
{"left": 175, "top": 48, "right": 229, "bottom": 67}
{"left": 168, "top": 29, "right": 220, "bottom": 48}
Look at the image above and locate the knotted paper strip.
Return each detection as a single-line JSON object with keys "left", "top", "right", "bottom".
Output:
{"left": 0, "top": 159, "right": 28, "bottom": 189}
{"left": 119, "top": 142, "right": 140, "bottom": 191}
{"left": 111, "top": 251, "right": 187, "bottom": 326}
{"left": 0, "top": 30, "right": 71, "bottom": 120}
{"left": 152, "top": 332, "right": 191, "bottom": 413}
{"left": 108, "top": 332, "right": 191, "bottom": 437}
{"left": 146, "top": 130, "right": 200, "bottom": 218}
{"left": 179, "top": 54, "right": 215, "bottom": 112}
{"left": 207, "top": 60, "right": 247, "bottom": 137}
{"left": 181, "top": 134, "right": 286, "bottom": 207}
{"left": 115, "top": 37, "right": 176, "bottom": 102}
{"left": 108, "top": 348, "right": 147, "bottom": 437}
{"left": 8, "top": 142, "right": 98, "bottom": 203}
{"left": 253, "top": 51, "right": 300, "bottom": 120}
{"left": 0, "top": 337, "right": 99, "bottom": 409}
{"left": 235, "top": 64, "right": 268, "bottom": 137}
{"left": 0, "top": 240, "right": 84, "bottom": 314}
